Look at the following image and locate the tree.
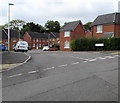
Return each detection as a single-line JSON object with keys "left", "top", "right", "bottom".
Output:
{"left": 0, "top": 25, "right": 4, "bottom": 29}
{"left": 83, "top": 22, "right": 92, "bottom": 31}
{"left": 4, "top": 19, "right": 25, "bottom": 30}
{"left": 45, "top": 20, "right": 60, "bottom": 33}
{"left": 21, "top": 22, "right": 45, "bottom": 35}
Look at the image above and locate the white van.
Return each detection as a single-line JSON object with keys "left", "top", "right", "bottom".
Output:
{"left": 14, "top": 41, "right": 28, "bottom": 52}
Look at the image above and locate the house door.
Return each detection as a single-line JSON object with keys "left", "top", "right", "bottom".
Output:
{"left": 36, "top": 44, "right": 39, "bottom": 49}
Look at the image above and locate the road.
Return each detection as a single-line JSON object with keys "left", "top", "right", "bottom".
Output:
{"left": 2, "top": 50, "right": 119, "bottom": 101}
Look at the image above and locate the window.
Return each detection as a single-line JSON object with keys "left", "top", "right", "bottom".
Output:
{"left": 64, "top": 31, "right": 70, "bottom": 37}
{"left": 97, "top": 25, "right": 102, "bottom": 33}
{"left": 33, "top": 39, "right": 35, "bottom": 42}
{"left": 64, "top": 41, "right": 70, "bottom": 48}
{"left": 36, "top": 39, "right": 38, "bottom": 42}
{"left": 39, "top": 44, "right": 41, "bottom": 47}
{"left": 33, "top": 43, "right": 35, "bottom": 47}
{"left": 39, "top": 39, "right": 41, "bottom": 42}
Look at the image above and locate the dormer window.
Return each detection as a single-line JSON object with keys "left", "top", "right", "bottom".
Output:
{"left": 96, "top": 25, "right": 102, "bottom": 33}
{"left": 64, "top": 31, "right": 70, "bottom": 37}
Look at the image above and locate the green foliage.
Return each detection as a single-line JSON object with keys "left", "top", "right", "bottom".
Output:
{"left": 0, "top": 25, "right": 4, "bottom": 29}
{"left": 71, "top": 37, "right": 120, "bottom": 51}
{"left": 4, "top": 19, "right": 25, "bottom": 30}
{"left": 20, "top": 22, "right": 45, "bottom": 36}
{"left": 45, "top": 20, "right": 60, "bottom": 33}
{"left": 71, "top": 40, "right": 76, "bottom": 51}
{"left": 83, "top": 22, "right": 92, "bottom": 31}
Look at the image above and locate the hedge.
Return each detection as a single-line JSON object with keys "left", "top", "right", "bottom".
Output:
{"left": 70, "top": 37, "right": 120, "bottom": 51}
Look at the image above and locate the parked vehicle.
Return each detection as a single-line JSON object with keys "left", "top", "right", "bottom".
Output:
{"left": 42, "top": 46, "right": 49, "bottom": 51}
{"left": 0, "top": 44, "right": 7, "bottom": 51}
{"left": 48, "top": 48, "right": 58, "bottom": 51}
{"left": 28, "top": 46, "right": 32, "bottom": 50}
{"left": 13, "top": 41, "right": 28, "bottom": 52}
{"left": 42, "top": 46, "right": 58, "bottom": 51}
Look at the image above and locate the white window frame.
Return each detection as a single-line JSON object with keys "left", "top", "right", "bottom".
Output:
{"left": 33, "top": 43, "right": 35, "bottom": 47}
{"left": 36, "top": 39, "right": 38, "bottom": 42}
{"left": 64, "top": 31, "right": 70, "bottom": 37}
{"left": 33, "top": 39, "right": 35, "bottom": 42}
{"left": 64, "top": 41, "right": 70, "bottom": 48}
{"left": 39, "top": 39, "right": 41, "bottom": 42}
{"left": 39, "top": 44, "right": 41, "bottom": 47}
{"left": 96, "top": 25, "right": 103, "bottom": 33}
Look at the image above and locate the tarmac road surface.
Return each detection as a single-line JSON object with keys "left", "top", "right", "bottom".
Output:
{"left": 2, "top": 50, "right": 119, "bottom": 101}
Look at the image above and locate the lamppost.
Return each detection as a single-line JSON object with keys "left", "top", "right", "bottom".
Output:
{"left": 8, "top": 3, "right": 14, "bottom": 52}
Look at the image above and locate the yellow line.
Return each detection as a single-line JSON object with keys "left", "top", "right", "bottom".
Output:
{"left": 0, "top": 63, "right": 22, "bottom": 69}
{"left": 111, "top": 52, "right": 120, "bottom": 54}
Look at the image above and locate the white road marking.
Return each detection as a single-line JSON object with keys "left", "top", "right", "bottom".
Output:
{"left": 58, "top": 64, "right": 68, "bottom": 67}
{"left": 114, "top": 55, "right": 119, "bottom": 57}
{"left": 84, "top": 59, "right": 89, "bottom": 61}
{"left": 28, "top": 70, "right": 38, "bottom": 74}
{"left": 82, "top": 61, "right": 88, "bottom": 63}
{"left": 97, "top": 57, "right": 107, "bottom": 60}
{"left": 71, "top": 62, "right": 79, "bottom": 65}
{"left": 89, "top": 59, "right": 97, "bottom": 62}
{"left": 8, "top": 74, "right": 22, "bottom": 78}
{"left": 105, "top": 56, "right": 115, "bottom": 59}
{"left": 43, "top": 67, "right": 55, "bottom": 71}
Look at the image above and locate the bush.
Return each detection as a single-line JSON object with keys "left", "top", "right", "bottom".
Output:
{"left": 71, "top": 37, "right": 120, "bottom": 51}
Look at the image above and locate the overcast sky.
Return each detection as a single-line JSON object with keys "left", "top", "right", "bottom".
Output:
{"left": 0, "top": 0, "right": 120, "bottom": 26}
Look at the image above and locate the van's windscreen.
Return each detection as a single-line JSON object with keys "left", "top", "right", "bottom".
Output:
{"left": 20, "top": 42, "right": 26, "bottom": 45}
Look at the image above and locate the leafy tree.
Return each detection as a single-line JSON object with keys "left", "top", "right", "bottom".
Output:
{"left": 21, "top": 22, "right": 45, "bottom": 35}
{"left": 0, "top": 25, "right": 4, "bottom": 29}
{"left": 83, "top": 22, "right": 92, "bottom": 31}
{"left": 45, "top": 20, "right": 60, "bottom": 33}
{"left": 4, "top": 19, "right": 25, "bottom": 30}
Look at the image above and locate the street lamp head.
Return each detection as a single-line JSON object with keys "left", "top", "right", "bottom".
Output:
{"left": 9, "top": 3, "right": 14, "bottom": 5}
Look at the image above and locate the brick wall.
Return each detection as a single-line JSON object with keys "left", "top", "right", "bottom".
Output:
{"left": 2, "top": 39, "right": 19, "bottom": 50}
{"left": 115, "top": 24, "right": 120, "bottom": 37}
{"left": 92, "top": 24, "right": 114, "bottom": 38}
{"left": 60, "top": 24, "right": 85, "bottom": 51}
{"left": 60, "top": 32, "right": 72, "bottom": 51}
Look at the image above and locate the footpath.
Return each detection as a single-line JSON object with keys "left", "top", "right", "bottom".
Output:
{"left": 0, "top": 51, "right": 31, "bottom": 72}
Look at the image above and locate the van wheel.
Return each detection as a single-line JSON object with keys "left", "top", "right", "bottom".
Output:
{"left": 14, "top": 50, "right": 17, "bottom": 52}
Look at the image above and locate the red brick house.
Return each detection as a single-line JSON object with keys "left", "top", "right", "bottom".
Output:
{"left": 23, "top": 32, "right": 59, "bottom": 49}
{"left": 91, "top": 13, "right": 120, "bottom": 38}
{"left": 0, "top": 29, "right": 22, "bottom": 50}
{"left": 60, "top": 20, "right": 86, "bottom": 51}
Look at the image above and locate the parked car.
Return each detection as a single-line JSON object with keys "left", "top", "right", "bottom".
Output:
{"left": 13, "top": 41, "right": 28, "bottom": 52}
{"left": 42, "top": 46, "right": 49, "bottom": 51}
{"left": 0, "top": 44, "right": 7, "bottom": 51}
{"left": 48, "top": 48, "right": 58, "bottom": 51}
{"left": 42, "top": 46, "right": 58, "bottom": 51}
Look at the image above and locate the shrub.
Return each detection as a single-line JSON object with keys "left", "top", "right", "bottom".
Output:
{"left": 70, "top": 37, "right": 120, "bottom": 51}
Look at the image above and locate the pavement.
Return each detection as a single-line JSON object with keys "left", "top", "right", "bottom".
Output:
{"left": 0, "top": 51, "right": 31, "bottom": 72}
{"left": 2, "top": 50, "right": 119, "bottom": 101}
